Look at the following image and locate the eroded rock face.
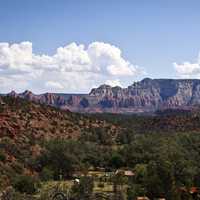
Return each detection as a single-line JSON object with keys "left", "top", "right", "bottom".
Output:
{"left": 89, "top": 79, "right": 200, "bottom": 111}
{"left": 0, "top": 96, "right": 3, "bottom": 104}
{"left": 5, "top": 78, "right": 200, "bottom": 113}
{"left": 7, "top": 91, "right": 67, "bottom": 107}
{"left": 39, "top": 93, "right": 67, "bottom": 106}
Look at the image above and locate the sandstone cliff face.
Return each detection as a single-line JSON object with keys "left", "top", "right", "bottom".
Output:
{"left": 9, "top": 91, "right": 68, "bottom": 107}
{"left": 0, "top": 96, "right": 3, "bottom": 104}
{"left": 88, "top": 78, "right": 200, "bottom": 111}
{"left": 5, "top": 78, "right": 200, "bottom": 113}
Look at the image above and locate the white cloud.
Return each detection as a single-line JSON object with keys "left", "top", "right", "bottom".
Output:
{"left": 0, "top": 41, "right": 142, "bottom": 93}
{"left": 174, "top": 54, "right": 200, "bottom": 78}
{"left": 45, "top": 81, "right": 64, "bottom": 89}
{"left": 105, "top": 79, "right": 122, "bottom": 87}
{"left": 0, "top": 42, "right": 33, "bottom": 72}
{"left": 88, "top": 42, "right": 138, "bottom": 75}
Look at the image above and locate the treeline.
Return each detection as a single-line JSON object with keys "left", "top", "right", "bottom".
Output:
{"left": 89, "top": 110, "right": 200, "bottom": 134}
{"left": 32, "top": 133, "right": 200, "bottom": 199}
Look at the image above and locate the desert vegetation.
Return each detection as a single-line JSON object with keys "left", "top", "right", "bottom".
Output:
{"left": 1, "top": 97, "right": 200, "bottom": 199}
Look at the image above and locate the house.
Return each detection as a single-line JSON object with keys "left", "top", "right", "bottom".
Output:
{"left": 156, "top": 199, "right": 166, "bottom": 200}
{"left": 72, "top": 171, "right": 83, "bottom": 178}
{"left": 124, "top": 170, "right": 135, "bottom": 176}
{"left": 189, "top": 187, "right": 200, "bottom": 199}
{"left": 96, "top": 167, "right": 106, "bottom": 172}
{"left": 179, "top": 186, "right": 199, "bottom": 194}
{"left": 136, "top": 197, "right": 150, "bottom": 200}
{"left": 190, "top": 187, "right": 199, "bottom": 194}
{"left": 74, "top": 178, "right": 80, "bottom": 184}
{"left": 0, "top": 101, "right": 5, "bottom": 106}
{"left": 179, "top": 186, "right": 200, "bottom": 199}
{"left": 115, "top": 169, "right": 135, "bottom": 177}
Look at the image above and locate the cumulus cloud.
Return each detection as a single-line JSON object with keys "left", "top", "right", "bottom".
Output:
{"left": 105, "top": 79, "right": 122, "bottom": 87}
{"left": 87, "top": 42, "right": 138, "bottom": 75}
{"left": 45, "top": 81, "right": 64, "bottom": 89}
{"left": 0, "top": 42, "right": 33, "bottom": 73}
{"left": 174, "top": 54, "right": 200, "bottom": 78}
{"left": 0, "top": 41, "right": 142, "bottom": 93}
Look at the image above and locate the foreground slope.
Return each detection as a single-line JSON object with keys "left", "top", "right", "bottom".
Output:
{"left": 0, "top": 96, "right": 120, "bottom": 186}
{"left": 1, "top": 96, "right": 200, "bottom": 199}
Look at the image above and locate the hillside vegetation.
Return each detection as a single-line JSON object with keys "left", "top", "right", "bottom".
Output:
{"left": 0, "top": 97, "right": 120, "bottom": 185}
{"left": 1, "top": 96, "right": 200, "bottom": 199}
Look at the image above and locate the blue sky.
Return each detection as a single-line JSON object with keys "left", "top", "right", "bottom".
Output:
{"left": 0, "top": 0, "right": 200, "bottom": 93}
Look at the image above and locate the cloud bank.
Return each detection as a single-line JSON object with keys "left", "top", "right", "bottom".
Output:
{"left": 174, "top": 54, "right": 200, "bottom": 78}
{"left": 0, "top": 41, "right": 142, "bottom": 93}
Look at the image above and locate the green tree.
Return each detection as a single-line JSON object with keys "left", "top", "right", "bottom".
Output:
{"left": 12, "top": 175, "right": 38, "bottom": 194}
{"left": 39, "top": 139, "right": 81, "bottom": 179}
{"left": 71, "top": 176, "right": 94, "bottom": 200}
{"left": 109, "top": 152, "right": 124, "bottom": 169}
{"left": 40, "top": 167, "right": 54, "bottom": 181}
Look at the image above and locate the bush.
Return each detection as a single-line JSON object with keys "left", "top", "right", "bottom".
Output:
{"left": 0, "top": 151, "right": 6, "bottom": 162}
{"left": 97, "top": 182, "right": 104, "bottom": 188}
{"left": 0, "top": 186, "right": 35, "bottom": 200}
{"left": 40, "top": 167, "right": 54, "bottom": 181}
{"left": 12, "top": 175, "right": 38, "bottom": 194}
{"left": 71, "top": 176, "right": 94, "bottom": 200}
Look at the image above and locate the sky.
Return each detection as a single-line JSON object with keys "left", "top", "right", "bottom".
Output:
{"left": 1, "top": 0, "right": 200, "bottom": 93}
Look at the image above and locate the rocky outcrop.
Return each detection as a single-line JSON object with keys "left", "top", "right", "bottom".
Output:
{"left": 5, "top": 78, "right": 200, "bottom": 113}
{"left": 7, "top": 91, "right": 68, "bottom": 107}
{"left": 0, "top": 96, "right": 3, "bottom": 105}
{"left": 88, "top": 78, "right": 200, "bottom": 112}
{"left": 39, "top": 93, "right": 66, "bottom": 106}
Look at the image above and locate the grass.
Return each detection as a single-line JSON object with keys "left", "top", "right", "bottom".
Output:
{"left": 36, "top": 170, "right": 129, "bottom": 198}
{"left": 94, "top": 181, "right": 113, "bottom": 193}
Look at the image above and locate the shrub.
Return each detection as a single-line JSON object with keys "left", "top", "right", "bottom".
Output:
{"left": 97, "top": 182, "right": 104, "bottom": 188}
{"left": 12, "top": 175, "right": 38, "bottom": 194}
{"left": 71, "top": 176, "right": 94, "bottom": 200}
{"left": 0, "top": 186, "right": 35, "bottom": 200}
{"left": 0, "top": 151, "right": 6, "bottom": 162}
{"left": 40, "top": 167, "right": 54, "bottom": 181}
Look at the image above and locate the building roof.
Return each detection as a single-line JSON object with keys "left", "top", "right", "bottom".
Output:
{"left": 136, "top": 197, "right": 150, "bottom": 200}
{"left": 179, "top": 186, "right": 199, "bottom": 194}
{"left": 115, "top": 169, "right": 135, "bottom": 176}
{"left": 124, "top": 170, "right": 135, "bottom": 176}
{"left": 190, "top": 187, "right": 199, "bottom": 194}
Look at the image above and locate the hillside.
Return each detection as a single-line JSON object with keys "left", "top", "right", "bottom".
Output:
{"left": 91, "top": 108, "right": 200, "bottom": 135}
{"left": 0, "top": 96, "right": 120, "bottom": 139}
{"left": 5, "top": 78, "right": 200, "bottom": 113}
{"left": 0, "top": 96, "right": 120, "bottom": 188}
{"left": 1, "top": 96, "right": 200, "bottom": 199}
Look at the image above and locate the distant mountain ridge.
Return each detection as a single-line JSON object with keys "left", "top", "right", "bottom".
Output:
{"left": 4, "top": 78, "right": 200, "bottom": 113}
